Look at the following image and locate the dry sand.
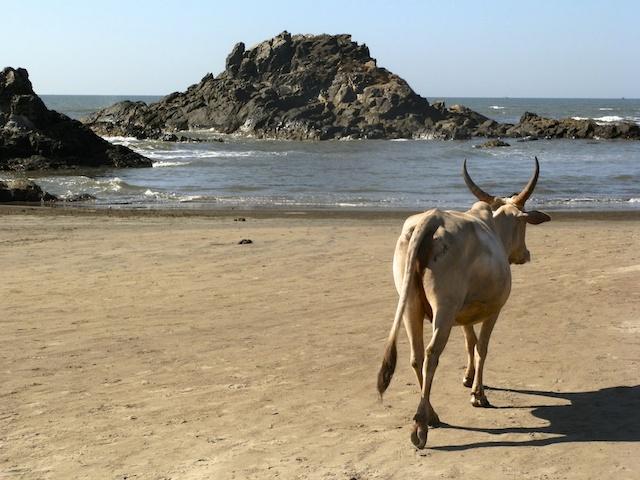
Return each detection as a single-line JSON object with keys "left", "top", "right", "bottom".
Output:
{"left": 1, "top": 208, "right": 639, "bottom": 479}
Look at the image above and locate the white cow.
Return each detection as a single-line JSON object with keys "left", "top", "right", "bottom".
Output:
{"left": 377, "top": 158, "right": 550, "bottom": 449}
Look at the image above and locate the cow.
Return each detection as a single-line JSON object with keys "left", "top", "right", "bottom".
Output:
{"left": 377, "top": 158, "right": 550, "bottom": 449}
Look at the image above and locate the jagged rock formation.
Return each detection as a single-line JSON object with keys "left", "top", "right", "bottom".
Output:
{"left": 83, "top": 32, "right": 640, "bottom": 141}
{"left": 0, "top": 67, "right": 151, "bottom": 170}
{"left": 500, "top": 112, "right": 640, "bottom": 140}
{"left": 84, "top": 32, "right": 492, "bottom": 140}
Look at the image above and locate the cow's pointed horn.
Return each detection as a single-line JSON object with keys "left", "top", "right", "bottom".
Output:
{"left": 463, "top": 159, "right": 495, "bottom": 204}
{"left": 513, "top": 157, "right": 540, "bottom": 208}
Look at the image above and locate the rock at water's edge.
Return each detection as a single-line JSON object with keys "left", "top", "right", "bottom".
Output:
{"left": 474, "top": 139, "right": 511, "bottom": 148}
{"left": 0, "top": 67, "right": 152, "bottom": 170}
{"left": 0, "top": 179, "right": 57, "bottom": 202}
{"left": 84, "top": 32, "right": 491, "bottom": 140}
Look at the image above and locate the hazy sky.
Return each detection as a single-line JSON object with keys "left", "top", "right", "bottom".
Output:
{"left": 4, "top": 0, "right": 639, "bottom": 97}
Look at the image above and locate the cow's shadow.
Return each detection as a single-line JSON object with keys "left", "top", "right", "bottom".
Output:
{"left": 432, "top": 385, "right": 640, "bottom": 451}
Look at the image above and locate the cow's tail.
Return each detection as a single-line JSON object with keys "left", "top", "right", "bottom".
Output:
{"left": 377, "top": 215, "right": 440, "bottom": 399}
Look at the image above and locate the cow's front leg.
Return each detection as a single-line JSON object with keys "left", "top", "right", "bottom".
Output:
{"left": 411, "top": 308, "right": 453, "bottom": 449}
{"left": 462, "top": 325, "right": 477, "bottom": 388}
{"left": 470, "top": 314, "right": 498, "bottom": 407}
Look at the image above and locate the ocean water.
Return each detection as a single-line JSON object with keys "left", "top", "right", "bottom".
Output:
{"left": 4, "top": 95, "right": 639, "bottom": 211}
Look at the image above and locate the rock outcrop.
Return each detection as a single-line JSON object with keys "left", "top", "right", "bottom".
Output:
{"left": 0, "top": 178, "right": 99, "bottom": 203}
{"left": 84, "top": 32, "right": 493, "bottom": 140}
{"left": 83, "top": 33, "right": 640, "bottom": 141}
{"left": 0, "top": 67, "right": 152, "bottom": 170}
{"left": 474, "top": 139, "right": 511, "bottom": 148}
{"left": 497, "top": 112, "right": 640, "bottom": 140}
{"left": 0, "top": 179, "right": 57, "bottom": 202}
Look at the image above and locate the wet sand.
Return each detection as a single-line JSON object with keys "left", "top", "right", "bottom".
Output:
{"left": 1, "top": 208, "right": 639, "bottom": 479}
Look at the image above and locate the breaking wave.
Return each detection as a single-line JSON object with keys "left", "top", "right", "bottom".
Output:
{"left": 543, "top": 196, "right": 640, "bottom": 208}
{"left": 140, "top": 149, "right": 291, "bottom": 160}
{"left": 571, "top": 115, "right": 639, "bottom": 124}
{"left": 102, "top": 136, "right": 140, "bottom": 148}
{"left": 152, "top": 160, "right": 192, "bottom": 168}
{"left": 592, "top": 115, "right": 625, "bottom": 123}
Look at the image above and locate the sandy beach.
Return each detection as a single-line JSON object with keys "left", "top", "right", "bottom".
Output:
{"left": 1, "top": 207, "right": 639, "bottom": 479}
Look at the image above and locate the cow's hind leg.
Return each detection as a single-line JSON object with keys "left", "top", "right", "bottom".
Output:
{"left": 470, "top": 314, "right": 498, "bottom": 408}
{"left": 403, "top": 294, "right": 440, "bottom": 427}
{"left": 462, "top": 325, "right": 477, "bottom": 388}
{"left": 404, "top": 294, "right": 424, "bottom": 389}
{"left": 411, "top": 307, "right": 454, "bottom": 449}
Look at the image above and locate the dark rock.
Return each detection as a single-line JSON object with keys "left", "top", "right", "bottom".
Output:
{"left": 474, "top": 139, "right": 511, "bottom": 148}
{"left": 431, "top": 119, "right": 473, "bottom": 140}
{"left": 179, "top": 135, "right": 205, "bottom": 143}
{"left": 160, "top": 133, "right": 208, "bottom": 142}
{"left": 600, "top": 121, "right": 640, "bottom": 139}
{"left": 81, "top": 100, "right": 161, "bottom": 139}
{"left": 492, "top": 123, "right": 514, "bottom": 137}
{"left": 226, "top": 42, "right": 246, "bottom": 76}
{"left": 474, "top": 119, "right": 500, "bottom": 137}
{"left": 0, "top": 179, "right": 57, "bottom": 202}
{"left": 234, "top": 217, "right": 246, "bottom": 222}
{"left": 84, "top": 32, "right": 456, "bottom": 140}
{"left": 0, "top": 67, "right": 152, "bottom": 170}
{"left": 160, "top": 133, "right": 180, "bottom": 142}
{"left": 0, "top": 178, "right": 98, "bottom": 203}
{"left": 502, "top": 111, "right": 639, "bottom": 140}
{"left": 238, "top": 238, "right": 253, "bottom": 244}
{"left": 431, "top": 101, "right": 446, "bottom": 114}
{"left": 519, "top": 111, "right": 540, "bottom": 123}
{"left": 63, "top": 193, "right": 97, "bottom": 202}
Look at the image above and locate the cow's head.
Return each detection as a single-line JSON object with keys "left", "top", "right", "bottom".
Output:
{"left": 463, "top": 157, "right": 551, "bottom": 264}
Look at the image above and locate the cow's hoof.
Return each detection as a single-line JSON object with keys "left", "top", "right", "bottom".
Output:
{"left": 411, "top": 423, "right": 428, "bottom": 449}
{"left": 462, "top": 376, "right": 474, "bottom": 388}
{"left": 470, "top": 393, "right": 492, "bottom": 408}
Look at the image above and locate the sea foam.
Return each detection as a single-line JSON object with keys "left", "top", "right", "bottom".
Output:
{"left": 144, "top": 150, "right": 290, "bottom": 160}
{"left": 102, "top": 177, "right": 124, "bottom": 192}
{"left": 152, "top": 160, "right": 191, "bottom": 168}
{"left": 102, "top": 136, "right": 140, "bottom": 147}
{"left": 571, "top": 115, "right": 629, "bottom": 124}
{"left": 178, "top": 195, "right": 204, "bottom": 203}
{"left": 594, "top": 115, "right": 625, "bottom": 123}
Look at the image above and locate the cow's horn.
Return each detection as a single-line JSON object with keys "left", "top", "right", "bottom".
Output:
{"left": 512, "top": 157, "right": 540, "bottom": 208}
{"left": 463, "top": 159, "right": 495, "bottom": 204}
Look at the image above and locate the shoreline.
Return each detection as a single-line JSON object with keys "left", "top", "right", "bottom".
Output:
{"left": 2, "top": 203, "right": 640, "bottom": 221}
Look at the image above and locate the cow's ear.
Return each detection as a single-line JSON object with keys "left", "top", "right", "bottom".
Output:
{"left": 523, "top": 210, "right": 551, "bottom": 225}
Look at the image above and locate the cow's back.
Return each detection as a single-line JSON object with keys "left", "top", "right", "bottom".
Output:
{"left": 408, "top": 209, "right": 511, "bottom": 324}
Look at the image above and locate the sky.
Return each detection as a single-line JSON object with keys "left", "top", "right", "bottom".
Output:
{"left": 3, "top": 0, "right": 639, "bottom": 98}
